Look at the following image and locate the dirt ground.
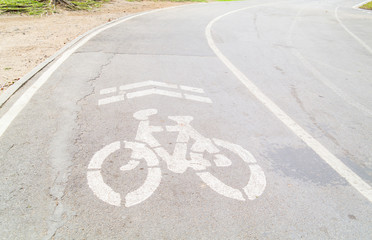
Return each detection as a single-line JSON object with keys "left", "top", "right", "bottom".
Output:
{"left": 0, "top": 0, "right": 193, "bottom": 94}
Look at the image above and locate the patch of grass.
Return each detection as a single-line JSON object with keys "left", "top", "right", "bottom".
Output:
{"left": 0, "top": 0, "right": 110, "bottom": 15}
{"left": 0, "top": 0, "right": 50, "bottom": 15}
{"left": 70, "top": 0, "right": 110, "bottom": 10}
{"left": 127, "top": 0, "right": 206, "bottom": 2}
{"left": 360, "top": 1, "right": 372, "bottom": 10}
{"left": 215, "top": 0, "right": 242, "bottom": 1}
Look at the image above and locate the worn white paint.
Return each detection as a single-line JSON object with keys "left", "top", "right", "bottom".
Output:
{"left": 125, "top": 167, "right": 162, "bottom": 207}
{"left": 98, "top": 90, "right": 213, "bottom": 105}
{"left": 184, "top": 94, "right": 213, "bottom": 104}
{"left": 98, "top": 81, "right": 213, "bottom": 105}
{"left": 213, "top": 138, "right": 257, "bottom": 164}
{"left": 206, "top": 8, "right": 372, "bottom": 202}
{"left": 244, "top": 164, "right": 266, "bottom": 200}
{"left": 88, "top": 109, "right": 267, "bottom": 206}
{"left": 133, "top": 109, "right": 163, "bottom": 148}
{"left": 213, "top": 138, "right": 266, "bottom": 199}
{"left": 88, "top": 141, "right": 120, "bottom": 169}
{"left": 87, "top": 171, "right": 121, "bottom": 206}
{"left": 127, "top": 88, "right": 183, "bottom": 99}
{"left": 133, "top": 108, "right": 158, "bottom": 121}
{"left": 124, "top": 141, "right": 160, "bottom": 167}
{"left": 196, "top": 172, "right": 245, "bottom": 201}
{"left": 120, "top": 160, "right": 140, "bottom": 171}
{"left": 87, "top": 141, "right": 122, "bottom": 206}
{"left": 98, "top": 95, "right": 125, "bottom": 106}
{"left": 120, "top": 80, "right": 178, "bottom": 91}
{"left": 335, "top": 6, "right": 372, "bottom": 55}
{"left": 155, "top": 144, "right": 190, "bottom": 173}
{"left": 213, "top": 154, "right": 232, "bottom": 167}
{"left": 100, "top": 87, "right": 117, "bottom": 95}
{"left": 180, "top": 85, "right": 205, "bottom": 93}
{"left": 167, "top": 116, "right": 220, "bottom": 154}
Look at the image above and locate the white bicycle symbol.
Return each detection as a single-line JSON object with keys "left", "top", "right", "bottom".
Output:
{"left": 87, "top": 109, "right": 266, "bottom": 207}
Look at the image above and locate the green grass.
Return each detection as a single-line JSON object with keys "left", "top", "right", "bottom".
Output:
{"left": 70, "top": 0, "right": 110, "bottom": 10}
{"left": 126, "top": 0, "right": 206, "bottom": 2}
{"left": 0, "top": 0, "right": 110, "bottom": 15}
{"left": 0, "top": 0, "right": 50, "bottom": 15}
{"left": 360, "top": 1, "right": 372, "bottom": 10}
{"left": 0, "top": 0, "right": 207, "bottom": 14}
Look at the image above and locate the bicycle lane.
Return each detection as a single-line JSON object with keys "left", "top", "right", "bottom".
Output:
{"left": 0, "top": 0, "right": 371, "bottom": 239}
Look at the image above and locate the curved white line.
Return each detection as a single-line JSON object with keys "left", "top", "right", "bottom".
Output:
{"left": 87, "top": 171, "right": 121, "bottom": 206}
{"left": 288, "top": 7, "right": 372, "bottom": 117}
{"left": 206, "top": 7, "right": 372, "bottom": 203}
{"left": 88, "top": 141, "right": 120, "bottom": 169}
{"left": 125, "top": 167, "right": 162, "bottom": 207}
{"left": 196, "top": 172, "right": 245, "bottom": 201}
{"left": 244, "top": 164, "right": 266, "bottom": 200}
{"left": 335, "top": 6, "right": 372, "bottom": 55}
{"left": 213, "top": 138, "right": 257, "bottom": 163}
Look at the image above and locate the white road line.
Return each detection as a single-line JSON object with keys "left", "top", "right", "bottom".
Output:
{"left": 97, "top": 91, "right": 213, "bottom": 105}
{"left": 0, "top": 6, "right": 181, "bottom": 139}
{"left": 206, "top": 7, "right": 372, "bottom": 202}
{"left": 184, "top": 94, "right": 213, "bottom": 103}
{"left": 98, "top": 95, "right": 125, "bottom": 106}
{"left": 180, "top": 85, "right": 205, "bottom": 93}
{"left": 352, "top": 0, "right": 370, "bottom": 9}
{"left": 127, "top": 88, "right": 183, "bottom": 99}
{"left": 119, "top": 80, "right": 178, "bottom": 91}
{"left": 98, "top": 81, "right": 212, "bottom": 105}
{"left": 100, "top": 87, "right": 117, "bottom": 95}
{"left": 335, "top": 6, "right": 372, "bottom": 55}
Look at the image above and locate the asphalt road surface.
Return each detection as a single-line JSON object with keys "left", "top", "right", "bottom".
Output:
{"left": 1, "top": 0, "right": 372, "bottom": 239}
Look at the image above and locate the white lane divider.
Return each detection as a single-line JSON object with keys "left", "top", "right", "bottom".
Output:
{"left": 206, "top": 6, "right": 372, "bottom": 203}
{"left": 335, "top": 6, "right": 372, "bottom": 55}
{"left": 98, "top": 80, "right": 212, "bottom": 105}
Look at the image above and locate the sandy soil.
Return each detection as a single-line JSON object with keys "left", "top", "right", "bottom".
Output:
{"left": 0, "top": 0, "right": 191, "bottom": 94}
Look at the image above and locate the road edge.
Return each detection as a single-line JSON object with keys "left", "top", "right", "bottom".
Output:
{"left": 0, "top": 14, "right": 132, "bottom": 108}
{"left": 0, "top": 3, "right": 200, "bottom": 108}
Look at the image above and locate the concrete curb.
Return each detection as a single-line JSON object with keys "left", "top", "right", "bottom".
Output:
{"left": 0, "top": 2, "right": 200, "bottom": 108}
{"left": 352, "top": 0, "right": 372, "bottom": 14}
{"left": 0, "top": 13, "right": 130, "bottom": 108}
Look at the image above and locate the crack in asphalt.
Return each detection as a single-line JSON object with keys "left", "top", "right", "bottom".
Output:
{"left": 43, "top": 53, "right": 116, "bottom": 240}
{"left": 43, "top": 54, "right": 116, "bottom": 240}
